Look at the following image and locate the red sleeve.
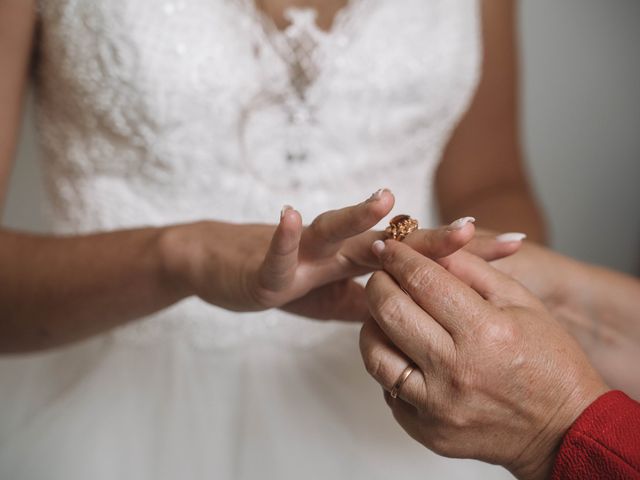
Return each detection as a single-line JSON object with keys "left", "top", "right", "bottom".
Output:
{"left": 551, "top": 390, "right": 640, "bottom": 479}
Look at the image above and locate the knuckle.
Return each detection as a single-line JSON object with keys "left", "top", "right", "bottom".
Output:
{"left": 480, "top": 319, "right": 519, "bottom": 347}
{"left": 362, "top": 346, "right": 390, "bottom": 387}
{"left": 309, "top": 212, "right": 341, "bottom": 243}
{"left": 425, "top": 414, "right": 472, "bottom": 459}
{"left": 404, "top": 265, "right": 435, "bottom": 294}
{"left": 250, "top": 283, "right": 279, "bottom": 308}
{"left": 443, "top": 406, "right": 472, "bottom": 430}
{"left": 450, "top": 369, "right": 477, "bottom": 395}
{"left": 375, "top": 295, "right": 405, "bottom": 325}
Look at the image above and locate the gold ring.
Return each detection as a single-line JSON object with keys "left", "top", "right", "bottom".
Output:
{"left": 385, "top": 215, "right": 419, "bottom": 241}
{"left": 390, "top": 364, "right": 416, "bottom": 399}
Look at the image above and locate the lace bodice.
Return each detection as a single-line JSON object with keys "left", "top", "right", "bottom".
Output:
{"left": 34, "top": 0, "right": 482, "bottom": 348}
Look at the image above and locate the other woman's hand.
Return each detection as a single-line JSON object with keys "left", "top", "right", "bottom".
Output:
{"left": 360, "top": 241, "right": 609, "bottom": 479}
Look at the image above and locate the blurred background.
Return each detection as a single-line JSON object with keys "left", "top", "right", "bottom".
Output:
{"left": 3, "top": 0, "right": 640, "bottom": 274}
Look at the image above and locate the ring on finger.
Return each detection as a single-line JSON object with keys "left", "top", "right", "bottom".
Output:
{"left": 390, "top": 363, "right": 417, "bottom": 399}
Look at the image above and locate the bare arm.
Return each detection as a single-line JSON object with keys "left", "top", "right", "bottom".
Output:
{"left": 554, "top": 258, "right": 640, "bottom": 398}
{"left": 0, "top": 1, "right": 192, "bottom": 351}
{"left": 435, "top": 0, "right": 546, "bottom": 243}
{"left": 0, "top": 0, "right": 34, "bottom": 205}
{"left": 0, "top": 1, "right": 398, "bottom": 352}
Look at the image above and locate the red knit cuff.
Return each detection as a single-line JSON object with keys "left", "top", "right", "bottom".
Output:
{"left": 551, "top": 390, "right": 640, "bottom": 479}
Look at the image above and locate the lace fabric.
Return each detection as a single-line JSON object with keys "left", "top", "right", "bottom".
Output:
{"left": 33, "top": 0, "right": 482, "bottom": 348}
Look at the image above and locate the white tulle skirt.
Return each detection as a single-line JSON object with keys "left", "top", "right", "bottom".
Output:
{"left": 0, "top": 311, "right": 512, "bottom": 480}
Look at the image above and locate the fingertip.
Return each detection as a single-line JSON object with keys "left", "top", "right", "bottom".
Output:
{"left": 379, "top": 188, "right": 395, "bottom": 208}
{"left": 367, "top": 188, "right": 394, "bottom": 203}
{"left": 444, "top": 220, "right": 476, "bottom": 244}
{"left": 272, "top": 207, "right": 303, "bottom": 256}
{"left": 371, "top": 239, "right": 386, "bottom": 258}
{"left": 280, "top": 204, "right": 293, "bottom": 220}
{"left": 372, "top": 238, "right": 405, "bottom": 263}
{"left": 495, "top": 232, "right": 527, "bottom": 243}
{"left": 366, "top": 188, "right": 395, "bottom": 219}
{"left": 279, "top": 205, "right": 302, "bottom": 231}
{"left": 446, "top": 216, "right": 476, "bottom": 232}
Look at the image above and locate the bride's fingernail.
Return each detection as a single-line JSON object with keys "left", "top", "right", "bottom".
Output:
{"left": 366, "top": 188, "right": 390, "bottom": 203}
{"left": 447, "top": 216, "right": 476, "bottom": 231}
{"left": 280, "top": 205, "right": 293, "bottom": 220}
{"left": 372, "top": 240, "right": 386, "bottom": 256}
{"left": 496, "top": 232, "right": 527, "bottom": 243}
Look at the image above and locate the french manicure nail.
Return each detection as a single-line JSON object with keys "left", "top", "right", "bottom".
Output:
{"left": 496, "top": 232, "right": 527, "bottom": 243}
{"left": 447, "top": 216, "right": 476, "bottom": 231}
{"left": 280, "top": 205, "right": 293, "bottom": 220}
{"left": 367, "top": 188, "right": 390, "bottom": 202}
{"left": 372, "top": 240, "right": 386, "bottom": 256}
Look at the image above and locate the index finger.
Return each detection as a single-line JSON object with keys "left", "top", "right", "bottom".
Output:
{"left": 340, "top": 218, "right": 477, "bottom": 271}
{"left": 301, "top": 189, "right": 394, "bottom": 259}
{"left": 372, "top": 240, "right": 491, "bottom": 339}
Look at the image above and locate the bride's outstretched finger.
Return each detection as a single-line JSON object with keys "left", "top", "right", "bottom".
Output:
{"left": 403, "top": 216, "right": 477, "bottom": 259}
{"left": 464, "top": 230, "right": 526, "bottom": 261}
{"left": 342, "top": 217, "right": 477, "bottom": 270}
{"left": 301, "top": 189, "right": 394, "bottom": 259}
{"left": 257, "top": 206, "right": 303, "bottom": 295}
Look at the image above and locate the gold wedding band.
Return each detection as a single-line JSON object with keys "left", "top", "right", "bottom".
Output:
{"left": 385, "top": 215, "right": 419, "bottom": 241}
{"left": 390, "top": 364, "right": 416, "bottom": 399}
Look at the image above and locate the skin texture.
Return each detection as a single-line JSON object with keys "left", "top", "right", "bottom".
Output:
{"left": 0, "top": 0, "right": 543, "bottom": 351}
{"left": 487, "top": 238, "right": 640, "bottom": 399}
{"left": 360, "top": 241, "right": 609, "bottom": 479}
{"left": 256, "top": 0, "right": 349, "bottom": 31}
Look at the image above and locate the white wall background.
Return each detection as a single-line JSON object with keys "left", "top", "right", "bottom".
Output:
{"left": 520, "top": 0, "right": 640, "bottom": 274}
{"left": 3, "top": 0, "right": 640, "bottom": 274}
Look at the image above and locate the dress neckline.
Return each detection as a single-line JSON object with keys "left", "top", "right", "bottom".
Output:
{"left": 235, "top": 0, "right": 369, "bottom": 96}
{"left": 245, "top": 0, "right": 364, "bottom": 36}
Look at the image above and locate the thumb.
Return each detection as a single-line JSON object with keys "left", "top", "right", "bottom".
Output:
{"left": 257, "top": 206, "right": 303, "bottom": 292}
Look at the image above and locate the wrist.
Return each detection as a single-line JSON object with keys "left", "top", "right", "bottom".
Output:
{"left": 545, "top": 253, "right": 592, "bottom": 322}
{"left": 511, "top": 377, "right": 610, "bottom": 480}
{"left": 157, "top": 223, "right": 199, "bottom": 301}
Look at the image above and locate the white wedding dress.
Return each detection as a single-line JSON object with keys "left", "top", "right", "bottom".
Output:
{"left": 0, "top": 0, "right": 513, "bottom": 478}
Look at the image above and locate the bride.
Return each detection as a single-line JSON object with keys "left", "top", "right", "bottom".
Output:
{"left": 0, "top": 0, "right": 544, "bottom": 478}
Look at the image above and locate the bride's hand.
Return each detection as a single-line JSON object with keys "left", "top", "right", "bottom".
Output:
{"left": 160, "top": 189, "right": 398, "bottom": 314}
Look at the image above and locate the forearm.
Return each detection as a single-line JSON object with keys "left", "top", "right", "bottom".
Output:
{"left": 553, "top": 259, "right": 640, "bottom": 398}
{"left": 438, "top": 182, "right": 547, "bottom": 244}
{"left": 0, "top": 227, "right": 189, "bottom": 352}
